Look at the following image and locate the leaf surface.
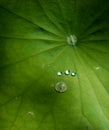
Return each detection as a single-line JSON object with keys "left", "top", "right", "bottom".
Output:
{"left": 0, "top": 0, "right": 109, "bottom": 130}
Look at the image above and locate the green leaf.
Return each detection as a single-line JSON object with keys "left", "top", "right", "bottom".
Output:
{"left": 0, "top": 0, "right": 109, "bottom": 130}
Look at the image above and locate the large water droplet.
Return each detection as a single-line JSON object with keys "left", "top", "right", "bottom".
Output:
{"left": 55, "top": 81, "right": 67, "bottom": 93}
{"left": 64, "top": 70, "right": 70, "bottom": 75}
{"left": 67, "top": 35, "right": 77, "bottom": 46}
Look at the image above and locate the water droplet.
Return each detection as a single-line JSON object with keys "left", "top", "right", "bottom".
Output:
{"left": 71, "top": 72, "right": 76, "bottom": 76}
{"left": 95, "top": 66, "right": 100, "bottom": 70}
{"left": 27, "top": 111, "right": 34, "bottom": 116}
{"left": 55, "top": 81, "right": 67, "bottom": 93}
{"left": 64, "top": 70, "right": 70, "bottom": 75}
{"left": 67, "top": 35, "right": 77, "bottom": 46}
{"left": 57, "top": 71, "right": 62, "bottom": 76}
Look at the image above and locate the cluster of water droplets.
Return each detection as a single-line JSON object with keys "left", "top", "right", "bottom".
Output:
{"left": 57, "top": 70, "right": 76, "bottom": 77}
{"left": 54, "top": 70, "right": 76, "bottom": 93}
{"left": 54, "top": 35, "right": 77, "bottom": 93}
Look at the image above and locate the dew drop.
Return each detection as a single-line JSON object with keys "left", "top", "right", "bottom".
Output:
{"left": 67, "top": 35, "right": 77, "bottom": 46}
{"left": 55, "top": 81, "right": 67, "bottom": 93}
{"left": 64, "top": 70, "right": 70, "bottom": 75}
{"left": 95, "top": 66, "right": 100, "bottom": 70}
{"left": 71, "top": 72, "right": 76, "bottom": 76}
{"left": 57, "top": 71, "right": 62, "bottom": 76}
{"left": 27, "top": 111, "right": 34, "bottom": 116}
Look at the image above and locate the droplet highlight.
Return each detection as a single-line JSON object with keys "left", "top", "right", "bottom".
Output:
{"left": 55, "top": 81, "right": 67, "bottom": 93}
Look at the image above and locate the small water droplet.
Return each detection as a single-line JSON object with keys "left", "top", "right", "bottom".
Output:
{"left": 64, "top": 70, "right": 70, "bottom": 75}
{"left": 71, "top": 72, "right": 76, "bottom": 76}
{"left": 55, "top": 81, "right": 67, "bottom": 93}
{"left": 57, "top": 71, "right": 62, "bottom": 76}
{"left": 67, "top": 35, "right": 77, "bottom": 46}
{"left": 95, "top": 66, "right": 100, "bottom": 70}
{"left": 27, "top": 111, "right": 34, "bottom": 116}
